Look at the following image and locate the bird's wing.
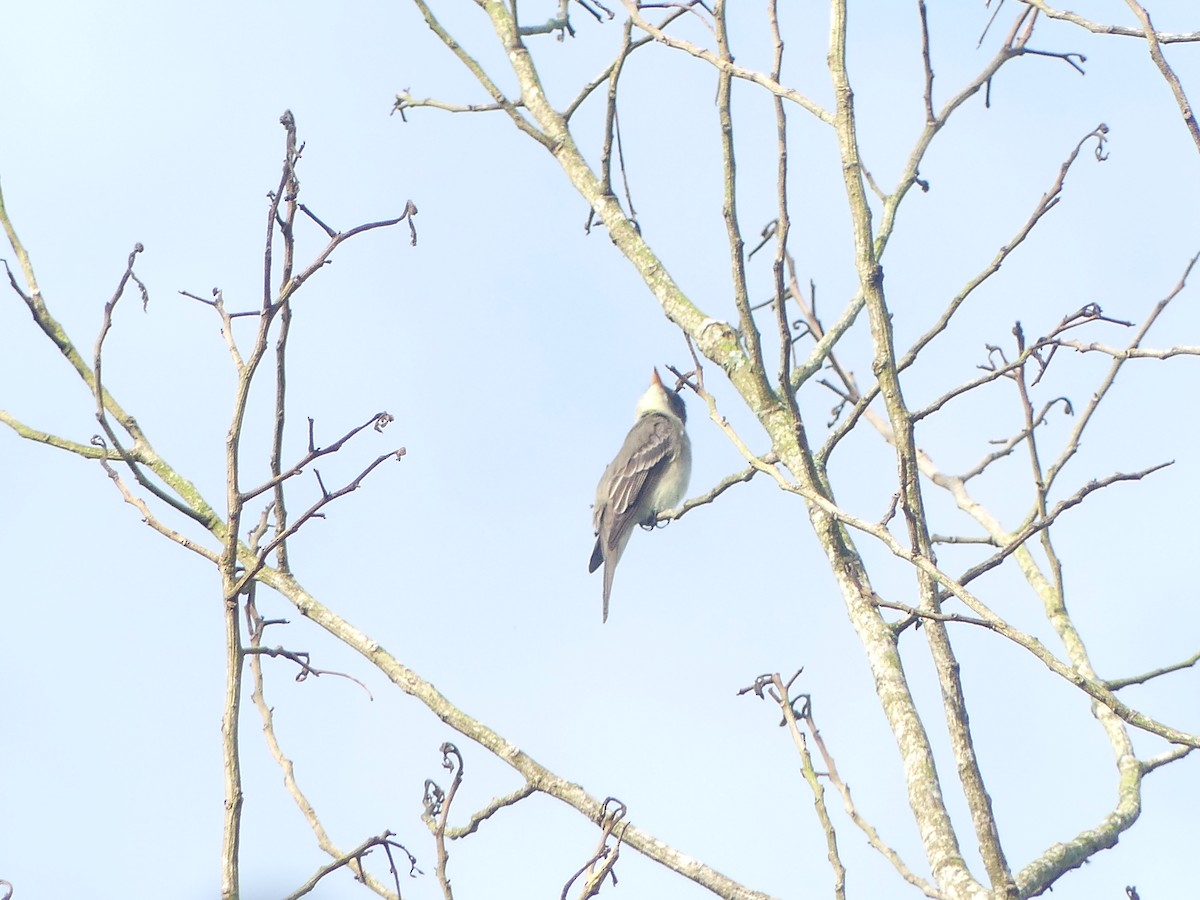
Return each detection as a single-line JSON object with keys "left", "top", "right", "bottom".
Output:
{"left": 595, "top": 414, "right": 679, "bottom": 538}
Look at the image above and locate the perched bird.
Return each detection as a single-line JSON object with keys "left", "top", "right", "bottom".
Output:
{"left": 589, "top": 369, "right": 692, "bottom": 622}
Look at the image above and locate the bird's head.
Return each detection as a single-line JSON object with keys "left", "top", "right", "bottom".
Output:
{"left": 635, "top": 368, "right": 687, "bottom": 425}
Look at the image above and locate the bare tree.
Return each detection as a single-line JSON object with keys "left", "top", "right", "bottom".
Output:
{"left": 3, "top": 3, "right": 1199, "bottom": 900}
{"left": 391, "top": 5, "right": 1200, "bottom": 896}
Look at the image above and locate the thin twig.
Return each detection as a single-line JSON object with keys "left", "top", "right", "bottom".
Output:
{"left": 285, "top": 831, "right": 414, "bottom": 900}
{"left": 713, "top": 0, "right": 767, "bottom": 386}
{"left": 742, "top": 672, "right": 848, "bottom": 899}
{"left": 559, "top": 798, "right": 627, "bottom": 899}
{"left": 1044, "top": 252, "right": 1198, "bottom": 493}
{"left": 246, "top": 592, "right": 402, "bottom": 900}
{"left": 823, "top": 124, "right": 1110, "bottom": 460}
{"left": 1140, "top": 745, "right": 1194, "bottom": 775}
{"left": 92, "top": 437, "right": 221, "bottom": 563}
{"left": 444, "top": 783, "right": 539, "bottom": 839}
{"left": 406, "top": 0, "right": 556, "bottom": 149}
{"left": 1123, "top": 0, "right": 1200, "bottom": 153}
{"left": 658, "top": 458, "right": 769, "bottom": 520}
{"left": 423, "top": 743, "right": 465, "bottom": 900}
{"left": 586, "top": 19, "right": 638, "bottom": 233}
{"left": 1048, "top": 339, "right": 1200, "bottom": 360}
{"left": 394, "top": 92, "right": 513, "bottom": 120}
{"left": 800, "top": 691, "right": 941, "bottom": 897}
{"left": 234, "top": 449, "right": 405, "bottom": 594}
{"left": 241, "top": 412, "right": 396, "bottom": 502}
{"left": 620, "top": 0, "right": 835, "bottom": 123}
{"left": 1023, "top": 0, "right": 1200, "bottom": 44}
{"left": 955, "top": 464, "right": 1172, "bottom": 589}
{"left": 1107, "top": 650, "right": 1200, "bottom": 691}
{"left": 918, "top": 0, "right": 935, "bottom": 123}
{"left": 563, "top": 9, "right": 688, "bottom": 121}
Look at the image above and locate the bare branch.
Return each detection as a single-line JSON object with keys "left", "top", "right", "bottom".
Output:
{"left": 394, "top": 91, "right": 513, "bottom": 117}
{"left": 247, "top": 595, "right": 401, "bottom": 900}
{"left": 90, "top": 260, "right": 224, "bottom": 532}
{"left": 1047, "top": 339, "right": 1200, "bottom": 360}
{"left": 767, "top": 0, "right": 803, "bottom": 437}
{"left": 264, "top": 557, "right": 779, "bottom": 900}
{"left": 280, "top": 203, "right": 419, "bottom": 308}
{"left": 241, "top": 412, "right": 396, "bottom": 502}
{"left": 243, "top": 645, "right": 375, "bottom": 697}
{"left": 828, "top": 0, "right": 1012, "bottom": 887}
{"left": 724, "top": 441, "right": 1198, "bottom": 750}
{"left": 1140, "top": 745, "right": 1194, "bottom": 775}
{"left": 620, "top": 1, "right": 835, "bottom": 124}
{"left": 235, "top": 448, "right": 405, "bottom": 594}
{"left": 953, "top": 463, "right": 1172, "bottom": 588}
{"left": 558, "top": 797, "right": 627, "bottom": 900}
{"left": 180, "top": 288, "right": 252, "bottom": 370}
{"left": 1123, "top": 0, "right": 1200, "bottom": 153}
{"left": 422, "top": 743, "right": 465, "bottom": 900}
{"left": 92, "top": 437, "right": 221, "bottom": 563}
{"left": 798, "top": 689, "right": 941, "bottom": 897}
{"left": 444, "top": 782, "right": 538, "bottom": 840}
{"left": 659, "top": 458, "right": 769, "bottom": 520}
{"left": 824, "top": 123, "right": 1111, "bottom": 460}
{"left": 742, "top": 673, "right": 848, "bottom": 899}
{"left": 918, "top": 0, "right": 935, "bottom": 124}
{"left": 584, "top": 18, "right": 640, "bottom": 234}
{"left": 1108, "top": 650, "right": 1200, "bottom": 691}
{"left": 406, "top": 0, "right": 557, "bottom": 149}
{"left": 876, "top": 595, "right": 1000, "bottom": 631}
{"left": 563, "top": 9, "right": 688, "bottom": 121}
{"left": 0, "top": 410, "right": 122, "bottom": 459}
{"left": 285, "top": 831, "right": 414, "bottom": 900}
{"left": 1045, "top": 252, "right": 1198, "bottom": 493}
{"left": 1023, "top": 1, "right": 1200, "bottom": 44}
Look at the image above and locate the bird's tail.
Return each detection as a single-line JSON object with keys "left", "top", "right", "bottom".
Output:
{"left": 590, "top": 536, "right": 614, "bottom": 623}
{"left": 588, "top": 537, "right": 604, "bottom": 574}
{"left": 602, "top": 558, "right": 615, "bottom": 624}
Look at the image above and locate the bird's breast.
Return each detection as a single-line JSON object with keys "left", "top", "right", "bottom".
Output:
{"left": 647, "top": 430, "right": 692, "bottom": 514}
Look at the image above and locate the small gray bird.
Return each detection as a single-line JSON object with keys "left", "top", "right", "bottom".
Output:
{"left": 589, "top": 369, "right": 692, "bottom": 622}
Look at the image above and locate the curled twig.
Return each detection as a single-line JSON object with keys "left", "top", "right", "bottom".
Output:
{"left": 560, "top": 797, "right": 628, "bottom": 899}
{"left": 423, "top": 743, "right": 465, "bottom": 900}
{"left": 284, "top": 830, "right": 418, "bottom": 899}
{"left": 243, "top": 645, "right": 375, "bottom": 697}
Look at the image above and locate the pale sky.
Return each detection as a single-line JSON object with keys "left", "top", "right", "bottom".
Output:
{"left": 1, "top": 2, "right": 1198, "bottom": 899}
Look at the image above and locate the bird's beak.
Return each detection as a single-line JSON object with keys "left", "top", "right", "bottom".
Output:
{"left": 650, "top": 368, "right": 664, "bottom": 388}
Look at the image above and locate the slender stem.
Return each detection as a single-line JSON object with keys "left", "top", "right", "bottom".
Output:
{"left": 219, "top": 586, "right": 244, "bottom": 900}
{"left": 713, "top": 1, "right": 767, "bottom": 385}
{"left": 827, "top": 2, "right": 1011, "bottom": 893}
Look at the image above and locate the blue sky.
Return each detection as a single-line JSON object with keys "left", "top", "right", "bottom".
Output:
{"left": 1, "top": 2, "right": 1198, "bottom": 899}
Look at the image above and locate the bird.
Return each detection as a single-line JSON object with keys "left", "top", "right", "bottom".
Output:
{"left": 589, "top": 368, "right": 692, "bottom": 623}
